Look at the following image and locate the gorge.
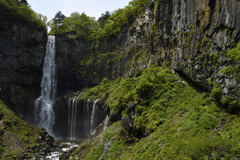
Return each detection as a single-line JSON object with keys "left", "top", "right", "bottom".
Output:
{"left": 1, "top": 0, "right": 240, "bottom": 159}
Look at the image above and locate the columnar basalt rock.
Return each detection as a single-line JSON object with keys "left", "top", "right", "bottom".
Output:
{"left": 56, "top": 0, "right": 240, "bottom": 101}
{"left": 0, "top": 23, "right": 47, "bottom": 121}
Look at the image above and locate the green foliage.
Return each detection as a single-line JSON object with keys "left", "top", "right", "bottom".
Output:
{"left": 80, "top": 77, "right": 122, "bottom": 101}
{"left": 201, "top": 37, "right": 208, "bottom": 46}
{"left": 150, "top": 22, "right": 157, "bottom": 38}
{"left": 73, "top": 65, "right": 240, "bottom": 159}
{"left": 226, "top": 42, "right": 240, "bottom": 62}
{"left": 154, "top": 0, "right": 159, "bottom": 15}
{"left": 100, "top": 78, "right": 109, "bottom": 85}
{"left": 211, "top": 84, "right": 222, "bottom": 99}
{"left": 49, "top": 0, "right": 147, "bottom": 39}
{"left": 71, "top": 122, "right": 128, "bottom": 159}
{"left": 84, "top": 144, "right": 104, "bottom": 160}
{"left": 0, "top": 0, "right": 47, "bottom": 32}
{"left": 0, "top": 100, "right": 42, "bottom": 159}
{"left": 219, "top": 41, "right": 240, "bottom": 82}
{"left": 209, "top": 52, "right": 220, "bottom": 63}
{"left": 180, "top": 30, "right": 183, "bottom": 36}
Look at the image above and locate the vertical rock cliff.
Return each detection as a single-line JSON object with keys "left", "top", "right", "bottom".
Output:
{"left": 0, "top": 23, "right": 47, "bottom": 120}
{"left": 56, "top": 0, "right": 240, "bottom": 102}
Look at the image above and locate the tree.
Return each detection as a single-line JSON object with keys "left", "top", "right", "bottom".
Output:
{"left": 17, "top": 0, "right": 28, "bottom": 5}
{"left": 48, "top": 11, "right": 66, "bottom": 34}
{"left": 98, "top": 11, "right": 111, "bottom": 28}
{"left": 54, "top": 11, "right": 66, "bottom": 28}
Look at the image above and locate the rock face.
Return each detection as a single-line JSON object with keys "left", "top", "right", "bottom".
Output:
{"left": 0, "top": 23, "right": 47, "bottom": 121}
{"left": 56, "top": 0, "right": 240, "bottom": 101}
{"left": 55, "top": 35, "right": 128, "bottom": 89}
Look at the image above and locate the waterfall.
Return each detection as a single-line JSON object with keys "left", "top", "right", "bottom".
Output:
{"left": 68, "top": 97, "right": 78, "bottom": 140}
{"left": 34, "top": 36, "right": 57, "bottom": 135}
{"left": 103, "top": 115, "right": 109, "bottom": 131}
{"left": 90, "top": 99, "right": 99, "bottom": 133}
{"left": 84, "top": 99, "right": 91, "bottom": 135}
{"left": 67, "top": 97, "right": 105, "bottom": 140}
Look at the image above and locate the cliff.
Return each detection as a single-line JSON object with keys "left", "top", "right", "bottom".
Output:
{"left": 56, "top": 0, "right": 240, "bottom": 105}
{"left": 0, "top": 22, "right": 47, "bottom": 120}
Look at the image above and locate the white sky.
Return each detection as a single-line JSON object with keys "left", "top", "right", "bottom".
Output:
{"left": 28, "top": 0, "right": 131, "bottom": 21}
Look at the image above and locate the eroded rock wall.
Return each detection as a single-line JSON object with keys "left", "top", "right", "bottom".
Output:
{"left": 56, "top": 0, "right": 240, "bottom": 101}
{"left": 0, "top": 23, "right": 47, "bottom": 119}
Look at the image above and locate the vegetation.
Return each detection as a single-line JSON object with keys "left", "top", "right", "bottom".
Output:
{"left": 0, "top": 99, "right": 42, "bottom": 159}
{"left": 74, "top": 66, "right": 240, "bottom": 159}
{"left": 71, "top": 122, "right": 134, "bottom": 160}
{"left": 48, "top": 0, "right": 148, "bottom": 40}
{"left": 0, "top": 0, "right": 47, "bottom": 32}
{"left": 219, "top": 41, "right": 240, "bottom": 82}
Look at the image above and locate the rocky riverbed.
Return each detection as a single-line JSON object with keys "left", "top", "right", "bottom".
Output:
{"left": 27, "top": 129, "right": 80, "bottom": 160}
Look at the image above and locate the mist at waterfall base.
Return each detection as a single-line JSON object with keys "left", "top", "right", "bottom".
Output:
{"left": 32, "top": 36, "right": 106, "bottom": 140}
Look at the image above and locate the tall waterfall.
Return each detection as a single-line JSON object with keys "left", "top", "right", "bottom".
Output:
{"left": 34, "top": 36, "right": 57, "bottom": 135}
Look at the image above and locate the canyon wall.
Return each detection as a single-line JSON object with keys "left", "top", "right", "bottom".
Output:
{"left": 56, "top": 0, "right": 240, "bottom": 102}
{"left": 0, "top": 23, "right": 47, "bottom": 120}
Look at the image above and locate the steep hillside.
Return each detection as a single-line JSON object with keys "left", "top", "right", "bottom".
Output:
{"left": 70, "top": 66, "right": 240, "bottom": 159}
{"left": 0, "top": 99, "right": 55, "bottom": 159}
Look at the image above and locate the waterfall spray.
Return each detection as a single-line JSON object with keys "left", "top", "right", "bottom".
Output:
{"left": 34, "top": 36, "right": 57, "bottom": 135}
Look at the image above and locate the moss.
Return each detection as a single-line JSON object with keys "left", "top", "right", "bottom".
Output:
{"left": 209, "top": 52, "right": 220, "bottom": 63}
{"left": 0, "top": 100, "right": 41, "bottom": 159}
{"left": 219, "top": 41, "right": 240, "bottom": 82}
{"left": 180, "top": 30, "right": 183, "bottom": 36}
{"left": 150, "top": 22, "right": 157, "bottom": 40}
{"left": 84, "top": 144, "right": 104, "bottom": 160}
{"left": 201, "top": 37, "right": 208, "bottom": 46}
{"left": 73, "top": 65, "right": 240, "bottom": 159}
{"left": 154, "top": 0, "right": 159, "bottom": 15}
{"left": 71, "top": 122, "right": 129, "bottom": 159}
{"left": 208, "top": 78, "right": 213, "bottom": 86}
{"left": 211, "top": 84, "right": 222, "bottom": 100}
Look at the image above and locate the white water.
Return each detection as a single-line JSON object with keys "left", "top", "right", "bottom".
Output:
{"left": 68, "top": 97, "right": 78, "bottom": 140}
{"left": 103, "top": 115, "right": 109, "bottom": 131}
{"left": 46, "top": 152, "right": 60, "bottom": 160}
{"left": 67, "top": 97, "right": 106, "bottom": 139}
{"left": 84, "top": 99, "right": 90, "bottom": 135}
{"left": 90, "top": 99, "right": 99, "bottom": 133}
{"left": 34, "top": 36, "right": 57, "bottom": 135}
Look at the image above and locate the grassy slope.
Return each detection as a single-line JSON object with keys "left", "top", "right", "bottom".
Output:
{"left": 0, "top": 99, "right": 42, "bottom": 159}
{"left": 71, "top": 66, "right": 240, "bottom": 159}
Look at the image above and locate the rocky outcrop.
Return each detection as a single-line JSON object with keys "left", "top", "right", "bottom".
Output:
{"left": 56, "top": 0, "right": 240, "bottom": 102}
{"left": 0, "top": 23, "right": 47, "bottom": 120}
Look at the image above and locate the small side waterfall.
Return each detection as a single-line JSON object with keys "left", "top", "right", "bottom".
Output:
{"left": 103, "top": 115, "right": 109, "bottom": 131}
{"left": 90, "top": 99, "right": 99, "bottom": 133}
{"left": 68, "top": 97, "right": 78, "bottom": 140}
{"left": 67, "top": 98, "right": 105, "bottom": 140}
{"left": 34, "top": 36, "right": 57, "bottom": 135}
{"left": 84, "top": 99, "right": 91, "bottom": 135}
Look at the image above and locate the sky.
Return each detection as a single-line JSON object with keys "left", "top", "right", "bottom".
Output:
{"left": 28, "top": 0, "right": 131, "bottom": 21}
